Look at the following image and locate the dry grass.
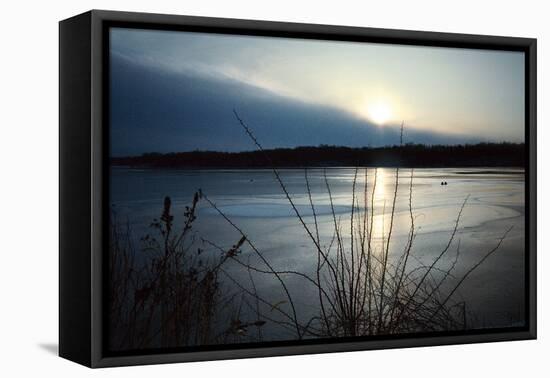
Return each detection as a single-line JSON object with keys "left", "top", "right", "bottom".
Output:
{"left": 108, "top": 112, "right": 513, "bottom": 349}
{"left": 108, "top": 193, "right": 256, "bottom": 350}
{"left": 209, "top": 111, "right": 514, "bottom": 338}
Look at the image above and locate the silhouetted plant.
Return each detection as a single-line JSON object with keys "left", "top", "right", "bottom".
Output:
{"left": 108, "top": 192, "right": 258, "bottom": 350}
{"left": 209, "top": 111, "right": 515, "bottom": 338}
{"left": 109, "top": 112, "right": 516, "bottom": 349}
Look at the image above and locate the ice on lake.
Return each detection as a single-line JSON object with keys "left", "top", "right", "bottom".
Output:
{"left": 110, "top": 167, "right": 526, "bottom": 337}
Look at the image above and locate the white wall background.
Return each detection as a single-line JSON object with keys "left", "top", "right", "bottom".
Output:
{"left": 0, "top": 0, "right": 546, "bottom": 376}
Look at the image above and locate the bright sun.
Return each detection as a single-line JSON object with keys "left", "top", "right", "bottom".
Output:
{"left": 367, "top": 102, "right": 392, "bottom": 125}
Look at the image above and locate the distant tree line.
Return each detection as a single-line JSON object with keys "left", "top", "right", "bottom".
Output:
{"left": 111, "top": 142, "right": 525, "bottom": 168}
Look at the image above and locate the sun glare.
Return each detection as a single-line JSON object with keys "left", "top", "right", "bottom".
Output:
{"left": 367, "top": 101, "right": 392, "bottom": 125}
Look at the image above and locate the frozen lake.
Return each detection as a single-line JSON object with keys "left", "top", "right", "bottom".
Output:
{"left": 110, "top": 167, "right": 526, "bottom": 341}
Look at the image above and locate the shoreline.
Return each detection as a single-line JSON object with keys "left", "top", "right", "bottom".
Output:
{"left": 110, "top": 165, "right": 526, "bottom": 172}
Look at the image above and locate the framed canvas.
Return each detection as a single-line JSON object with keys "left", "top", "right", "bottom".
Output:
{"left": 59, "top": 10, "right": 537, "bottom": 368}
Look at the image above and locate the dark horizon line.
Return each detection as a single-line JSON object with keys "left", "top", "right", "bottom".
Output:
{"left": 110, "top": 142, "right": 525, "bottom": 169}
{"left": 112, "top": 141, "right": 525, "bottom": 159}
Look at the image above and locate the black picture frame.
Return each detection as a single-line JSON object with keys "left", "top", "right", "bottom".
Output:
{"left": 59, "top": 9, "right": 537, "bottom": 368}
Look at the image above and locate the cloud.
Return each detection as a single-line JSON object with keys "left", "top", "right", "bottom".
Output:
{"left": 110, "top": 52, "right": 478, "bottom": 157}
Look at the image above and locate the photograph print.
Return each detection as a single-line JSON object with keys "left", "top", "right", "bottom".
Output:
{"left": 107, "top": 26, "right": 527, "bottom": 354}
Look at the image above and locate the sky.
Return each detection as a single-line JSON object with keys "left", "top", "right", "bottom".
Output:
{"left": 110, "top": 27, "right": 525, "bottom": 156}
